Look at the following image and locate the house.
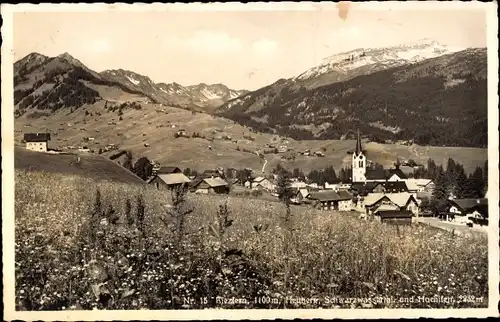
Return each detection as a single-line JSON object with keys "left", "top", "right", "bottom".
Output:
{"left": 291, "top": 188, "right": 310, "bottom": 204}
{"left": 386, "top": 168, "right": 408, "bottom": 181}
{"left": 375, "top": 181, "right": 409, "bottom": 193}
{"left": 191, "top": 177, "right": 229, "bottom": 194}
{"left": 324, "top": 183, "right": 351, "bottom": 191}
{"left": 24, "top": 133, "right": 51, "bottom": 152}
{"left": 336, "top": 190, "right": 354, "bottom": 211}
{"left": 307, "top": 190, "right": 353, "bottom": 211}
{"left": 361, "top": 193, "right": 419, "bottom": 217}
{"left": 444, "top": 198, "right": 488, "bottom": 225}
{"left": 252, "top": 176, "right": 274, "bottom": 191}
{"left": 405, "top": 180, "right": 420, "bottom": 193}
{"left": 374, "top": 210, "right": 413, "bottom": 226}
{"left": 350, "top": 181, "right": 409, "bottom": 197}
{"left": 148, "top": 172, "right": 191, "bottom": 190}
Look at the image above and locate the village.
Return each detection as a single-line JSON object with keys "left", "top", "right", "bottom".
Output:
{"left": 22, "top": 130, "right": 489, "bottom": 231}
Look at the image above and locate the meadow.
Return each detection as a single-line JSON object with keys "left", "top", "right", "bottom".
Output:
{"left": 15, "top": 102, "right": 487, "bottom": 174}
{"left": 14, "top": 170, "right": 488, "bottom": 310}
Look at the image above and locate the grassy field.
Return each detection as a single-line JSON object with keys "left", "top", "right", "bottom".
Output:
{"left": 14, "top": 170, "right": 488, "bottom": 310}
{"left": 14, "top": 147, "right": 145, "bottom": 184}
{"left": 14, "top": 102, "right": 487, "bottom": 174}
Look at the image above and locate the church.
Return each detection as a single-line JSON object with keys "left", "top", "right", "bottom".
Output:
{"left": 350, "top": 130, "right": 408, "bottom": 183}
{"left": 348, "top": 130, "right": 423, "bottom": 219}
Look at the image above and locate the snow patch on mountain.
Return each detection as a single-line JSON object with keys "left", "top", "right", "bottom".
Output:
{"left": 126, "top": 75, "right": 141, "bottom": 85}
{"left": 201, "top": 88, "right": 220, "bottom": 100}
{"left": 296, "top": 39, "right": 463, "bottom": 81}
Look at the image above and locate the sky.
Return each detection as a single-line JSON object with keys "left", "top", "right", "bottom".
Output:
{"left": 13, "top": 3, "right": 487, "bottom": 91}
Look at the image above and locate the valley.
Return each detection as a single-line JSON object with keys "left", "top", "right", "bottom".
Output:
{"left": 14, "top": 101, "right": 487, "bottom": 175}
{"left": 12, "top": 40, "right": 488, "bottom": 175}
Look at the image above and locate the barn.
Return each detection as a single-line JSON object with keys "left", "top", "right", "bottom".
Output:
{"left": 148, "top": 172, "right": 191, "bottom": 190}
{"left": 23, "top": 133, "right": 51, "bottom": 152}
{"left": 307, "top": 190, "right": 353, "bottom": 211}
{"left": 191, "top": 177, "right": 229, "bottom": 194}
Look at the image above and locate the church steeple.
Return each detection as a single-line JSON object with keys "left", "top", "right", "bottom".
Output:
{"left": 355, "top": 129, "right": 362, "bottom": 155}
{"left": 351, "top": 129, "right": 367, "bottom": 183}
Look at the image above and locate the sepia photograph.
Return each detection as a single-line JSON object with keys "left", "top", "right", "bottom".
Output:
{"left": 2, "top": 1, "right": 499, "bottom": 320}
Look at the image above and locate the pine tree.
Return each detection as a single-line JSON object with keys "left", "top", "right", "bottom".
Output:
{"left": 432, "top": 166, "right": 446, "bottom": 202}
{"left": 455, "top": 165, "right": 468, "bottom": 198}
{"left": 466, "top": 166, "right": 486, "bottom": 198}
{"left": 133, "top": 157, "right": 153, "bottom": 181}
{"left": 123, "top": 151, "right": 134, "bottom": 172}
{"left": 276, "top": 169, "right": 293, "bottom": 205}
{"left": 324, "top": 165, "right": 337, "bottom": 184}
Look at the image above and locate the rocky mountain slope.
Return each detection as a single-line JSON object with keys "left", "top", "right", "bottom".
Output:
{"left": 156, "top": 82, "right": 247, "bottom": 111}
{"left": 295, "top": 38, "right": 462, "bottom": 88}
{"left": 102, "top": 69, "right": 248, "bottom": 111}
{"left": 218, "top": 47, "right": 487, "bottom": 148}
{"left": 14, "top": 52, "right": 247, "bottom": 115}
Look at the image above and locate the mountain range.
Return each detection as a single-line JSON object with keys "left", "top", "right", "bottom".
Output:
{"left": 13, "top": 39, "right": 487, "bottom": 148}
{"left": 218, "top": 40, "right": 487, "bottom": 148}
{"left": 14, "top": 52, "right": 248, "bottom": 115}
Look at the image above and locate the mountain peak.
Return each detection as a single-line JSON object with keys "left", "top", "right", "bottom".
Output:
{"left": 24, "top": 52, "right": 48, "bottom": 60}
{"left": 296, "top": 39, "right": 460, "bottom": 82}
{"left": 400, "top": 38, "right": 442, "bottom": 49}
{"left": 58, "top": 52, "right": 76, "bottom": 60}
{"left": 57, "top": 52, "right": 87, "bottom": 68}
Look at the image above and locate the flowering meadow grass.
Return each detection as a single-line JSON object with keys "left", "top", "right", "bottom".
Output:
{"left": 14, "top": 170, "right": 488, "bottom": 310}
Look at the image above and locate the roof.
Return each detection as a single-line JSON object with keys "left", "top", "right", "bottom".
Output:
{"left": 298, "top": 188, "right": 310, "bottom": 198}
{"left": 380, "top": 181, "right": 409, "bottom": 193}
{"left": 203, "top": 177, "right": 228, "bottom": 188}
{"left": 387, "top": 168, "right": 407, "bottom": 180}
{"left": 308, "top": 190, "right": 351, "bottom": 202}
{"left": 352, "top": 181, "right": 408, "bottom": 195}
{"left": 363, "top": 192, "right": 416, "bottom": 207}
{"left": 362, "top": 193, "right": 387, "bottom": 206}
{"left": 355, "top": 129, "right": 362, "bottom": 155}
{"left": 405, "top": 180, "right": 420, "bottom": 192}
{"left": 386, "top": 193, "right": 417, "bottom": 207}
{"left": 375, "top": 210, "right": 413, "bottom": 218}
{"left": 337, "top": 190, "right": 352, "bottom": 200}
{"left": 253, "top": 176, "right": 267, "bottom": 183}
{"left": 24, "top": 133, "right": 51, "bottom": 142}
{"left": 448, "top": 198, "right": 488, "bottom": 213}
{"left": 157, "top": 166, "right": 182, "bottom": 174}
{"left": 375, "top": 204, "right": 400, "bottom": 212}
{"left": 415, "top": 179, "right": 434, "bottom": 187}
{"left": 157, "top": 173, "right": 191, "bottom": 185}
{"left": 189, "top": 176, "right": 204, "bottom": 188}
